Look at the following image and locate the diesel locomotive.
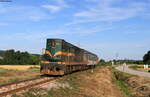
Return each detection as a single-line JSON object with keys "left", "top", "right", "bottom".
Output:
{"left": 40, "top": 39, "right": 99, "bottom": 75}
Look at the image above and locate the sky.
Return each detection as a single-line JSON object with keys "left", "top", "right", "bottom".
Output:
{"left": 0, "top": 0, "right": 150, "bottom": 60}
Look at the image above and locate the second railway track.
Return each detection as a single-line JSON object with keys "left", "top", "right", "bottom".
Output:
{"left": 0, "top": 76, "right": 58, "bottom": 97}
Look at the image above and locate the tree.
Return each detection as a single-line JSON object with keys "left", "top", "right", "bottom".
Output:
{"left": 0, "top": 49, "right": 40, "bottom": 65}
{"left": 143, "top": 51, "right": 150, "bottom": 64}
{"left": 4, "top": 49, "right": 15, "bottom": 64}
{"left": 100, "top": 59, "right": 105, "bottom": 63}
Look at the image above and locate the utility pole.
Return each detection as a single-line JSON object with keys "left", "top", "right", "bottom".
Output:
{"left": 115, "top": 53, "right": 119, "bottom": 65}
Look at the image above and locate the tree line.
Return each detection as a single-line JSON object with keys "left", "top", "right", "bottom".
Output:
{"left": 99, "top": 50, "right": 150, "bottom": 65}
{"left": 99, "top": 59, "right": 144, "bottom": 65}
{"left": 0, "top": 50, "right": 40, "bottom": 65}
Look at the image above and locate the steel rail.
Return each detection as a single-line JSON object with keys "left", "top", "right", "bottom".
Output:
{"left": 0, "top": 76, "right": 57, "bottom": 97}
{"left": 0, "top": 76, "right": 43, "bottom": 88}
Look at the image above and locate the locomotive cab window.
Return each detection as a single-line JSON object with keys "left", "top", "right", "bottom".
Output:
{"left": 51, "top": 41, "right": 56, "bottom": 47}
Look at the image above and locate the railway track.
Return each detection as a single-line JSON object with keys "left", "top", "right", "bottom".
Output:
{"left": 0, "top": 76, "right": 58, "bottom": 97}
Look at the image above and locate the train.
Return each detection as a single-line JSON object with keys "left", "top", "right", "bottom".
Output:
{"left": 40, "top": 39, "right": 99, "bottom": 75}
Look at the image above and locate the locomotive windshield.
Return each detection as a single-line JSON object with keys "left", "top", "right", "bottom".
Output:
{"left": 42, "top": 39, "right": 62, "bottom": 62}
{"left": 47, "top": 40, "right": 56, "bottom": 48}
{"left": 51, "top": 40, "right": 56, "bottom": 47}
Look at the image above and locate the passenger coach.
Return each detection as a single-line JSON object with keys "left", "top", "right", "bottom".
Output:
{"left": 40, "top": 39, "right": 99, "bottom": 75}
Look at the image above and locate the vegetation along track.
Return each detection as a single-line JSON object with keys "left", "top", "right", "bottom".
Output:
{"left": 0, "top": 75, "right": 57, "bottom": 96}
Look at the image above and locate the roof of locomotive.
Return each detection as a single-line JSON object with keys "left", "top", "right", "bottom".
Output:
{"left": 47, "top": 38, "right": 64, "bottom": 40}
{"left": 47, "top": 38, "right": 98, "bottom": 58}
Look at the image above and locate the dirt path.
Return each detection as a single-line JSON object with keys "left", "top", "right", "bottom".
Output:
{"left": 116, "top": 65, "right": 150, "bottom": 78}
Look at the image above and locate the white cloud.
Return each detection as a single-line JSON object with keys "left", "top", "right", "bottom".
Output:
{"left": 42, "top": 0, "right": 69, "bottom": 12}
{"left": 54, "top": 0, "right": 68, "bottom": 7}
{"left": 69, "top": 25, "right": 112, "bottom": 34}
{"left": 0, "top": 5, "right": 51, "bottom": 21}
{"left": 67, "top": 0, "right": 148, "bottom": 25}
{"left": 0, "top": 24, "right": 112, "bottom": 41}
{"left": 0, "top": 22, "right": 9, "bottom": 26}
{"left": 42, "top": 5, "right": 61, "bottom": 12}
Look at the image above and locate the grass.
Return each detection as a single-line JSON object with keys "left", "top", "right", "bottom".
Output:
{"left": 13, "top": 67, "right": 102, "bottom": 97}
{"left": 12, "top": 88, "right": 42, "bottom": 97}
{"left": 129, "top": 65, "right": 150, "bottom": 72}
{"left": 28, "top": 66, "right": 40, "bottom": 71}
{"left": 0, "top": 65, "right": 40, "bottom": 70}
{"left": 112, "top": 69, "right": 136, "bottom": 97}
{"left": 0, "top": 67, "right": 40, "bottom": 84}
{"left": 54, "top": 69, "right": 96, "bottom": 97}
{"left": 113, "top": 69, "right": 150, "bottom": 97}
{"left": 10, "top": 66, "right": 150, "bottom": 97}
{"left": 129, "top": 65, "right": 143, "bottom": 70}
{"left": 115, "top": 79, "right": 132, "bottom": 97}
{"left": 0, "top": 68, "right": 18, "bottom": 76}
{"left": 0, "top": 68, "right": 23, "bottom": 84}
